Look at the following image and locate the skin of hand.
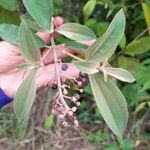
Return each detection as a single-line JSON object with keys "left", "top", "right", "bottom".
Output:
{"left": 0, "top": 16, "right": 94, "bottom": 98}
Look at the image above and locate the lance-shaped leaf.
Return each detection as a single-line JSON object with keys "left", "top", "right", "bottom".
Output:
{"left": 89, "top": 73, "right": 128, "bottom": 138}
{"left": 56, "top": 23, "right": 97, "bottom": 41}
{"left": 86, "top": 9, "right": 125, "bottom": 62}
{"left": 19, "top": 21, "right": 41, "bottom": 63}
{"left": 0, "top": 23, "right": 45, "bottom": 47}
{"left": 0, "top": 24, "right": 18, "bottom": 44}
{"left": 22, "top": 0, "right": 53, "bottom": 31}
{"left": 74, "top": 61, "right": 99, "bottom": 74}
{"left": 142, "top": 3, "right": 150, "bottom": 34}
{"left": 14, "top": 69, "right": 37, "bottom": 122}
{"left": 104, "top": 67, "right": 135, "bottom": 83}
{"left": 124, "top": 37, "right": 150, "bottom": 56}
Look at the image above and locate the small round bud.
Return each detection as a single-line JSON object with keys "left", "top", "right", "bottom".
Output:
{"left": 62, "top": 121, "right": 68, "bottom": 127}
{"left": 74, "top": 94, "right": 80, "bottom": 100}
{"left": 54, "top": 16, "right": 64, "bottom": 28}
{"left": 51, "top": 109, "right": 56, "bottom": 114}
{"left": 68, "top": 111, "right": 73, "bottom": 116}
{"left": 79, "top": 89, "right": 84, "bottom": 93}
{"left": 72, "top": 107, "right": 77, "bottom": 112}
{"left": 76, "top": 102, "right": 80, "bottom": 106}
{"left": 61, "top": 64, "right": 68, "bottom": 71}
{"left": 78, "top": 81, "right": 82, "bottom": 86}
{"left": 74, "top": 120, "right": 79, "bottom": 127}
{"left": 72, "top": 96, "right": 77, "bottom": 102}
{"left": 63, "top": 89, "right": 68, "bottom": 95}
{"left": 82, "top": 78, "right": 87, "bottom": 83}
{"left": 58, "top": 114, "right": 64, "bottom": 120}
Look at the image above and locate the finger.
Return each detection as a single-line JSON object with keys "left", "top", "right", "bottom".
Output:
{"left": 36, "top": 63, "right": 79, "bottom": 88}
{"left": 0, "top": 41, "right": 24, "bottom": 73}
{"left": 0, "top": 69, "right": 26, "bottom": 98}
{"left": 42, "top": 46, "right": 75, "bottom": 65}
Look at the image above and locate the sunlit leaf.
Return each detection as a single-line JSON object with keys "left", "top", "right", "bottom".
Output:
{"left": 14, "top": 69, "right": 37, "bottom": 122}
{"left": 83, "top": 0, "right": 96, "bottom": 20}
{"left": 74, "top": 61, "right": 99, "bottom": 74}
{"left": 125, "top": 37, "right": 150, "bottom": 56}
{"left": 142, "top": 3, "right": 150, "bottom": 34}
{"left": 117, "top": 55, "right": 128, "bottom": 68}
{"left": 86, "top": 9, "right": 125, "bottom": 62}
{"left": 44, "top": 115, "right": 54, "bottom": 129}
{"left": 19, "top": 20, "right": 41, "bottom": 63}
{"left": 22, "top": 0, "right": 53, "bottom": 31}
{"left": 56, "top": 23, "right": 97, "bottom": 41}
{"left": 89, "top": 73, "right": 128, "bottom": 138}
{"left": 104, "top": 67, "right": 135, "bottom": 83}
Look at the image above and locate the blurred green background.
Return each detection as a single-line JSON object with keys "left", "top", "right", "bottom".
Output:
{"left": 0, "top": 0, "right": 150, "bottom": 149}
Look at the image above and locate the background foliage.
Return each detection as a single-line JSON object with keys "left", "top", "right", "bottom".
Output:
{"left": 0, "top": 0, "right": 150, "bottom": 149}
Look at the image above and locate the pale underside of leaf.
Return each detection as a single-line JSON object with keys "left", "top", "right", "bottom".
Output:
{"left": 86, "top": 9, "right": 125, "bottom": 62}
{"left": 73, "top": 61, "right": 99, "bottom": 74}
{"left": 104, "top": 67, "right": 135, "bottom": 83}
{"left": 56, "top": 23, "right": 97, "bottom": 41}
{"left": 19, "top": 21, "right": 41, "bottom": 63}
{"left": 14, "top": 69, "right": 37, "bottom": 122}
{"left": 89, "top": 73, "right": 128, "bottom": 138}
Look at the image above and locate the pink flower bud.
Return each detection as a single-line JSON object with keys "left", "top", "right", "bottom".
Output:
{"left": 76, "top": 102, "right": 80, "bottom": 107}
{"left": 68, "top": 111, "right": 73, "bottom": 116}
{"left": 54, "top": 16, "right": 64, "bottom": 28}
{"left": 62, "top": 121, "right": 68, "bottom": 127}
{"left": 72, "top": 107, "right": 77, "bottom": 112}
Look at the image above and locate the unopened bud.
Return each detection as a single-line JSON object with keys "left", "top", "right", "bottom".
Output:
{"left": 72, "top": 107, "right": 77, "bottom": 112}
{"left": 76, "top": 102, "right": 80, "bottom": 106}
{"left": 62, "top": 121, "right": 68, "bottom": 127}
{"left": 72, "top": 96, "right": 77, "bottom": 102}
{"left": 63, "top": 89, "right": 68, "bottom": 95}
{"left": 79, "top": 89, "right": 84, "bottom": 93}
{"left": 74, "top": 120, "right": 79, "bottom": 127}
{"left": 54, "top": 16, "right": 64, "bottom": 28}
{"left": 78, "top": 81, "right": 82, "bottom": 86}
{"left": 59, "top": 114, "right": 64, "bottom": 120}
{"left": 68, "top": 111, "right": 73, "bottom": 116}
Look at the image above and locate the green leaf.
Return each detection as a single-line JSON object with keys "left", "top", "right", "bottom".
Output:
{"left": 56, "top": 37, "right": 88, "bottom": 51}
{"left": 16, "top": 63, "right": 38, "bottom": 71}
{"left": 21, "top": 14, "right": 45, "bottom": 32}
{"left": 117, "top": 55, "right": 128, "bottom": 68}
{"left": 104, "top": 67, "right": 135, "bottom": 83}
{"left": 14, "top": 69, "right": 37, "bottom": 122}
{"left": 56, "top": 23, "right": 97, "bottom": 41}
{"left": 119, "top": 34, "right": 126, "bottom": 49}
{"left": 73, "top": 61, "right": 99, "bottom": 74}
{"left": 44, "top": 115, "right": 54, "bottom": 129}
{"left": 89, "top": 73, "right": 128, "bottom": 138}
{"left": 0, "top": 0, "right": 17, "bottom": 11}
{"left": 0, "top": 23, "right": 45, "bottom": 47}
{"left": 142, "top": 3, "right": 150, "bottom": 34}
{"left": 86, "top": 9, "right": 125, "bottom": 62}
{"left": 0, "top": 8, "right": 20, "bottom": 25}
{"left": 22, "top": 0, "right": 53, "bottom": 31}
{"left": 0, "top": 24, "right": 18, "bottom": 44}
{"left": 83, "top": 0, "right": 96, "bottom": 20}
{"left": 19, "top": 20, "right": 41, "bottom": 63}
{"left": 125, "top": 37, "right": 150, "bottom": 56}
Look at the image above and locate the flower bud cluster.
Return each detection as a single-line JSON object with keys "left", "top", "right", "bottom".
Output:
{"left": 50, "top": 72, "right": 88, "bottom": 127}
